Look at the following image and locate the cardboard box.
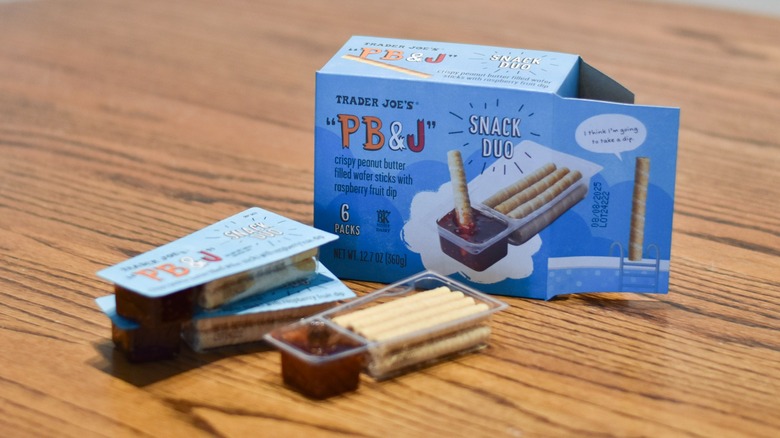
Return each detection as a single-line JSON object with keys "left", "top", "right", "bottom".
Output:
{"left": 314, "top": 36, "right": 679, "bottom": 299}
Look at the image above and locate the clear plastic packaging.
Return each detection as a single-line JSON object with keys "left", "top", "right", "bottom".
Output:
{"left": 493, "top": 178, "right": 588, "bottom": 246}
{"left": 436, "top": 167, "right": 588, "bottom": 271}
{"left": 268, "top": 319, "right": 367, "bottom": 399}
{"left": 265, "top": 271, "right": 507, "bottom": 397}
{"left": 436, "top": 207, "right": 512, "bottom": 271}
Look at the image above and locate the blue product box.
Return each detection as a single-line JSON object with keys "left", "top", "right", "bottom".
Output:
{"left": 314, "top": 36, "right": 680, "bottom": 299}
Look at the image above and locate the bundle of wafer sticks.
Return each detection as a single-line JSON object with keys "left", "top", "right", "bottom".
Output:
{"left": 483, "top": 162, "right": 582, "bottom": 219}
{"left": 332, "top": 286, "right": 493, "bottom": 379}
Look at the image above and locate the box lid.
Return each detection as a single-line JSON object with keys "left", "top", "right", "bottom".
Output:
{"left": 319, "top": 36, "right": 582, "bottom": 96}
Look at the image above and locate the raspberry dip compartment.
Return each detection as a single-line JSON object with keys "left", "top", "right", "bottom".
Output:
{"left": 436, "top": 207, "right": 512, "bottom": 271}
{"left": 265, "top": 319, "right": 367, "bottom": 399}
{"left": 435, "top": 149, "right": 513, "bottom": 271}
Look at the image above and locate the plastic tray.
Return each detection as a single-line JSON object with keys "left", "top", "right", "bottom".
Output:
{"left": 264, "top": 271, "right": 507, "bottom": 396}
{"left": 436, "top": 171, "right": 589, "bottom": 271}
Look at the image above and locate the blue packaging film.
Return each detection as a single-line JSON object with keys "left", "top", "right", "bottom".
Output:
{"left": 313, "top": 36, "right": 680, "bottom": 299}
{"left": 97, "top": 207, "right": 337, "bottom": 298}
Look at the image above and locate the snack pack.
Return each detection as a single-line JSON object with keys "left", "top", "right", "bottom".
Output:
{"left": 95, "top": 207, "right": 348, "bottom": 361}
{"left": 97, "top": 262, "right": 355, "bottom": 355}
{"left": 265, "top": 271, "right": 506, "bottom": 398}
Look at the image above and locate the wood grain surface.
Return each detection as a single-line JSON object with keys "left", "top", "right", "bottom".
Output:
{"left": 1, "top": 0, "right": 778, "bottom": 436}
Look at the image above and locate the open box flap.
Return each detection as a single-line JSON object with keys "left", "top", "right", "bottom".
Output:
{"left": 578, "top": 60, "right": 634, "bottom": 104}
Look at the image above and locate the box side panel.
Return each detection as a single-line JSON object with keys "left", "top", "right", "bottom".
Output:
{"left": 556, "top": 58, "right": 580, "bottom": 98}
{"left": 546, "top": 96, "right": 680, "bottom": 297}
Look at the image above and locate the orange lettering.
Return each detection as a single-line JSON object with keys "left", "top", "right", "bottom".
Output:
{"left": 382, "top": 50, "right": 403, "bottom": 61}
{"left": 362, "top": 116, "right": 384, "bottom": 150}
{"left": 338, "top": 114, "right": 359, "bottom": 148}
{"left": 156, "top": 263, "right": 189, "bottom": 277}
{"left": 134, "top": 268, "right": 161, "bottom": 281}
{"left": 359, "top": 48, "right": 381, "bottom": 58}
{"left": 425, "top": 53, "right": 446, "bottom": 64}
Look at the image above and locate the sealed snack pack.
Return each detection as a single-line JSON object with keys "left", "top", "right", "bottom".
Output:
{"left": 265, "top": 271, "right": 507, "bottom": 399}
{"left": 95, "top": 207, "right": 353, "bottom": 361}
{"left": 96, "top": 262, "right": 354, "bottom": 354}
{"left": 313, "top": 36, "right": 680, "bottom": 299}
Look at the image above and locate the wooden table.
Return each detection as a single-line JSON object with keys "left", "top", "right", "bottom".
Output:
{"left": 1, "top": 0, "right": 778, "bottom": 436}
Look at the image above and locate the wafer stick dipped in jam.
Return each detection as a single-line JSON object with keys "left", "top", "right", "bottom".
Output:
{"left": 437, "top": 150, "right": 510, "bottom": 271}
{"left": 447, "top": 150, "right": 475, "bottom": 230}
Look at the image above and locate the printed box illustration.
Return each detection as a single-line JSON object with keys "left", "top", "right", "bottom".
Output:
{"left": 314, "top": 36, "right": 680, "bottom": 299}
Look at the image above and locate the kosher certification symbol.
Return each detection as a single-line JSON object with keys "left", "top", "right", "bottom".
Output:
{"left": 376, "top": 208, "right": 391, "bottom": 232}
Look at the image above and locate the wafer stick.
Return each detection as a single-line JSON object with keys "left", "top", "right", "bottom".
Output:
{"left": 447, "top": 150, "right": 474, "bottom": 228}
{"left": 345, "top": 292, "right": 466, "bottom": 333}
{"left": 342, "top": 54, "right": 432, "bottom": 79}
{"left": 184, "top": 300, "right": 338, "bottom": 351}
{"left": 331, "top": 287, "right": 489, "bottom": 350}
{"left": 371, "top": 303, "right": 489, "bottom": 342}
{"left": 331, "top": 287, "right": 455, "bottom": 328}
{"left": 201, "top": 249, "right": 318, "bottom": 295}
{"left": 355, "top": 296, "right": 477, "bottom": 339}
{"left": 508, "top": 170, "right": 582, "bottom": 219}
{"left": 367, "top": 326, "right": 491, "bottom": 379}
{"left": 510, "top": 184, "right": 588, "bottom": 245}
{"left": 495, "top": 168, "right": 570, "bottom": 214}
{"left": 184, "top": 318, "right": 297, "bottom": 352}
{"left": 483, "top": 163, "right": 557, "bottom": 208}
{"left": 629, "top": 157, "right": 650, "bottom": 261}
{"left": 198, "top": 256, "right": 317, "bottom": 309}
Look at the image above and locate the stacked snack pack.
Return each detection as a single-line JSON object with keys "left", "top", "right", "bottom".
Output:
{"left": 95, "top": 207, "right": 355, "bottom": 361}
